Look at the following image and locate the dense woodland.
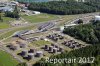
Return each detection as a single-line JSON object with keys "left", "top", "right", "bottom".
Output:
{"left": 33, "top": 44, "right": 100, "bottom": 66}
{"left": 63, "top": 21, "right": 100, "bottom": 44}
{"left": 28, "top": 1, "right": 100, "bottom": 15}
{"left": 84, "top": 0, "right": 100, "bottom": 2}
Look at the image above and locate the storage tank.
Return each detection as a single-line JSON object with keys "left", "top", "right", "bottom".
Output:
{"left": 35, "top": 51, "right": 43, "bottom": 57}
{"left": 49, "top": 46, "right": 53, "bottom": 52}
{"left": 57, "top": 48, "right": 63, "bottom": 52}
{"left": 28, "top": 53, "right": 34, "bottom": 59}
{"left": 44, "top": 45, "right": 49, "bottom": 51}
{"left": 53, "top": 48, "right": 58, "bottom": 53}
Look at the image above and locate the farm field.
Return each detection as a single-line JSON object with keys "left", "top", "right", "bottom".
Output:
{"left": 0, "top": 50, "right": 18, "bottom": 66}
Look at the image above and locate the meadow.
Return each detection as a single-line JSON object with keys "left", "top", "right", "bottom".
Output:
{"left": 0, "top": 50, "right": 18, "bottom": 66}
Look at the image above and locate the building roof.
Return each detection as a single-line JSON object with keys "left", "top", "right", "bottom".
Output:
{"left": 0, "top": 6, "right": 13, "bottom": 12}
{"left": 95, "top": 15, "right": 100, "bottom": 21}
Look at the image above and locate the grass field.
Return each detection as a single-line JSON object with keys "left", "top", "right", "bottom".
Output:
{"left": 0, "top": 23, "right": 10, "bottom": 29}
{"left": 0, "top": 13, "right": 15, "bottom": 29}
{"left": 21, "top": 13, "right": 58, "bottom": 23}
{"left": 0, "top": 50, "right": 18, "bottom": 66}
{"left": 32, "top": 40, "right": 51, "bottom": 46}
{"left": 58, "top": 15, "right": 79, "bottom": 26}
{"left": 2, "top": 16, "right": 14, "bottom": 23}
{"left": 0, "top": 25, "right": 36, "bottom": 40}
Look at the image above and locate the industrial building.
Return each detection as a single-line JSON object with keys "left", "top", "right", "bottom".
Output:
{"left": 32, "top": 11, "right": 40, "bottom": 14}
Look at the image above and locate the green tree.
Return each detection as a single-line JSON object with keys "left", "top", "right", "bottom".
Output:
{"left": 17, "top": 62, "right": 27, "bottom": 66}
{"left": 0, "top": 13, "right": 3, "bottom": 22}
{"left": 77, "top": 19, "right": 83, "bottom": 24}
{"left": 13, "top": 5, "right": 20, "bottom": 18}
{"left": 4, "top": 5, "right": 20, "bottom": 18}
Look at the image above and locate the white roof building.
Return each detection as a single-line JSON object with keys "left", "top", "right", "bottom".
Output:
{"left": 95, "top": 16, "right": 100, "bottom": 21}
{"left": 0, "top": 6, "right": 14, "bottom": 12}
{"left": 10, "top": 1, "right": 19, "bottom": 5}
{"left": 60, "top": 26, "right": 65, "bottom": 31}
{"left": 32, "top": 11, "right": 40, "bottom": 14}
{"left": 60, "top": 24, "right": 77, "bottom": 31}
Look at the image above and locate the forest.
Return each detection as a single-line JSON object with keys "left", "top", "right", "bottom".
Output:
{"left": 33, "top": 44, "right": 100, "bottom": 66}
{"left": 28, "top": 1, "right": 100, "bottom": 15}
{"left": 63, "top": 21, "right": 100, "bottom": 44}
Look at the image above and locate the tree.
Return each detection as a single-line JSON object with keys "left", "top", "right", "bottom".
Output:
{"left": 0, "top": 13, "right": 2, "bottom": 20}
{"left": 28, "top": 1, "right": 100, "bottom": 15}
{"left": 17, "top": 62, "right": 27, "bottom": 66}
{"left": 63, "top": 21, "right": 100, "bottom": 44}
{"left": 5, "top": 5, "right": 20, "bottom": 18}
{"left": 77, "top": 19, "right": 83, "bottom": 24}
{"left": 13, "top": 5, "right": 20, "bottom": 19}
{"left": 0, "top": 13, "right": 3, "bottom": 22}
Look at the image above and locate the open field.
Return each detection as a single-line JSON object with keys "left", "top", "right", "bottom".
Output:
{"left": 0, "top": 25, "right": 36, "bottom": 40}
{"left": 0, "top": 13, "right": 58, "bottom": 29}
{"left": 31, "top": 40, "right": 51, "bottom": 47}
{"left": 2, "top": 16, "right": 15, "bottom": 23}
{"left": 0, "top": 13, "right": 15, "bottom": 29}
{"left": 21, "top": 13, "right": 58, "bottom": 23}
{"left": 0, "top": 23, "right": 10, "bottom": 29}
{"left": 0, "top": 0, "right": 9, "bottom": 2}
{"left": 0, "top": 50, "right": 18, "bottom": 66}
{"left": 58, "top": 15, "right": 79, "bottom": 26}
